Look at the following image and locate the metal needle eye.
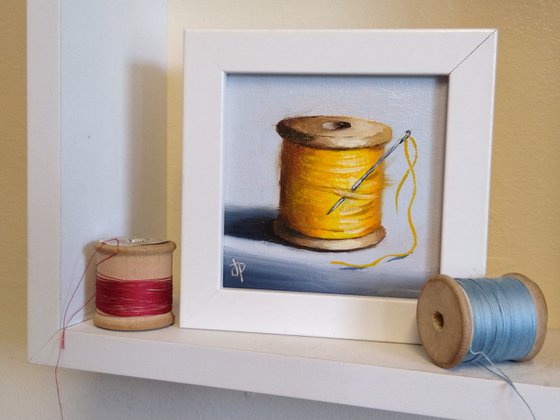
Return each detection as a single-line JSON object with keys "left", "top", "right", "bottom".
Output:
{"left": 327, "top": 130, "right": 412, "bottom": 215}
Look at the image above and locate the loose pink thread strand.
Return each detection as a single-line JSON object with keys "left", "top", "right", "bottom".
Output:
{"left": 55, "top": 238, "right": 120, "bottom": 420}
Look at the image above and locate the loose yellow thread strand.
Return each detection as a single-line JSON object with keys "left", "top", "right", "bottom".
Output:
{"left": 395, "top": 136, "right": 418, "bottom": 212}
{"left": 331, "top": 136, "right": 418, "bottom": 269}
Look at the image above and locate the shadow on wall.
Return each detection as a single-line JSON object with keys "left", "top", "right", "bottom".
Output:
{"left": 70, "top": 62, "right": 168, "bottom": 325}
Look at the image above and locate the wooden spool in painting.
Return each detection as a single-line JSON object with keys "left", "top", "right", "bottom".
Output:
{"left": 274, "top": 115, "right": 392, "bottom": 251}
{"left": 93, "top": 237, "right": 176, "bottom": 331}
{"left": 416, "top": 273, "right": 548, "bottom": 368}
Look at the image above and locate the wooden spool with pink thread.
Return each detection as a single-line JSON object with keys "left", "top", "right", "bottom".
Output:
{"left": 93, "top": 237, "right": 176, "bottom": 331}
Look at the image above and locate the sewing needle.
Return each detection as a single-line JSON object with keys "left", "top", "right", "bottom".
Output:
{"left": 327, "top": 130, "right": 411, "bottom": 215}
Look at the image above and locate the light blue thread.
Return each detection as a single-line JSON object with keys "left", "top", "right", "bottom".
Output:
{"left": 473, "top": 351, "right": 536, "bottom": 420}
{"left": 456, "top": 277, "right": 537, "bottom": 364}
{"left": 455, "top": 277, "right": 538, "bottom": 420}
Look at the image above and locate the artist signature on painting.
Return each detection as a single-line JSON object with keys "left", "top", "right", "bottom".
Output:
{"left": 229, "top": 258, "right": 246, "bottom": 283}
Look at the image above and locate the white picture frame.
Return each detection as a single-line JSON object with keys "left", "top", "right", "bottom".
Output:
{"left": 181, "top": 29, "right": 497, "bottom": 343}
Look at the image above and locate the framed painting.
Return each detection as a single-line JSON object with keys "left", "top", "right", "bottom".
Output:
{"left": 180, "top": 30, "right": 497, "bottom": 343}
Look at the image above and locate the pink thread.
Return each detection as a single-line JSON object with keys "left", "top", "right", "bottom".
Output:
{"left": 95, "top": 274, "right": 173, "bottom": 317}
{"left": 56, "top": 238, "right": 120, "bottom": 420}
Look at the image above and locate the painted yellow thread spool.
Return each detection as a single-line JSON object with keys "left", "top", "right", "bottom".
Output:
{"left": 274, "top": 116, "right": 392, "bottom": 251}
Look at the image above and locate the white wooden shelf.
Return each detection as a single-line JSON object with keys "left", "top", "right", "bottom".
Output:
{"left": 31, "top": 320, "right": 560, "bottom": 419}
{"left": 27, "top": 2, "right": 560, "bottom": 419}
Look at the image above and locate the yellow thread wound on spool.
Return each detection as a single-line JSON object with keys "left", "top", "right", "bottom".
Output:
{"left": 279, "top": 141, "right": 385, "bottom": 239}
{"left": 274, "top": 116, "right": 392, "bottom": 251}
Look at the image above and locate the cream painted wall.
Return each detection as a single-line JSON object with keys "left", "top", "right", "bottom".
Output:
{"left": 1, "top": 0, "right": 558, "bottom": 419}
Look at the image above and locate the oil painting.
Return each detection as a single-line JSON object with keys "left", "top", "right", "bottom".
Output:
{"left": 222, "top": 74, "right": 448, "bottom": 298}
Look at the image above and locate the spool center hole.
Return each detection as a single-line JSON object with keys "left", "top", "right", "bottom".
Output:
{"left": 321, "top": 121, "right": 352, "bottom": 131}
{"left": 432, "top": 311, "right": 445, "bottom": 332}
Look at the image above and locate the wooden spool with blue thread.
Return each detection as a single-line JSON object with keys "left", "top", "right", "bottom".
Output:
{"left": 416, "top": 273, "right": 548, "bottom": 368}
